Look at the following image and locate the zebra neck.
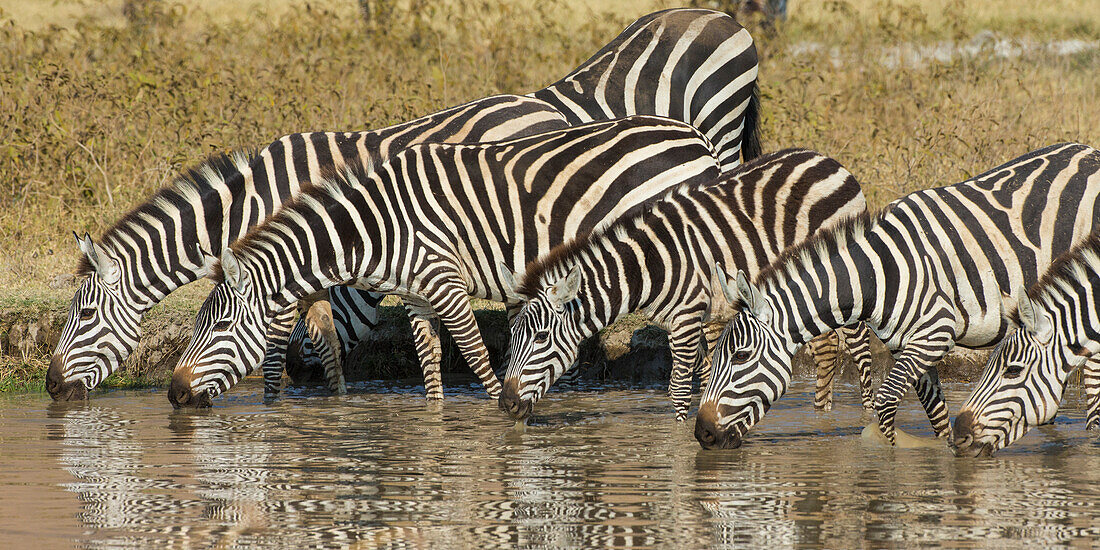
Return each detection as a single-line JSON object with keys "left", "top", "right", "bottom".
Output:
{"left": 571, "top": 236, "right": 645, "bottom": 334}
{"left": 1042, "top": 276, "right": 1100, "bottom": 360}
{"left": 247, "top": 255, "right": 354, "bottom": 321}
{"left": 99, "top": 239, "right": 207, "bottom": 314}
{"left": 757, "top": 224, "right": 881, "bottom": 351}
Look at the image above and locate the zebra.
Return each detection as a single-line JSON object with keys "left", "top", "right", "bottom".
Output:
{"left": 166, "top": 116, "right": 725, "bottom": 407}
{"left": 282, "top": 6, "right": 764, "bottom": 386}
{"left": 497, "top": 149, "right": 870, "bottom": 421}
{"left": 45, "top": 94, "right": 570, "bottom": 401}
{"left": 953, "top": 231, "right": 1100, "bottom": 456}
{"left": 50, "top": 7, "right": 765, "bottom": 402}
{"left": 694, "top": 142, "right": 1100, "bottom": 449}
{"left": 531, "top": 8, "right": 761, "bottom": 171}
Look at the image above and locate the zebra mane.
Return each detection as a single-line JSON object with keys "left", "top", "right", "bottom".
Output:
{"left": 76, "top": 149, "right": 256, "bottom": 277}
{"left": 210, "top": 159, "right": 373, "bottom": 282}
{"left": 752, "top": 208, "right": 886, "bottom": 293}
{"left": 1009, "top": 230, "right": 1100, "bottom": 323}
{"left": 516, "top": 149, "right": 817, "bottom": 298}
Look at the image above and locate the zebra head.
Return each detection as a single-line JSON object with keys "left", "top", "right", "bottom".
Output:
{"left": 499, "top": 264, "right": 583, "bottom": 420}
{"left": 169, "top": 250, "right": 268, "bottom": 408}
{"left": 953, "top": 290, "right": 1076, "bottom": 457}
{"left": 696, "top": 267, "right": 792, "bottom": 449}
{"left": 47, "top": 233, "right": 141, "bottom": 401}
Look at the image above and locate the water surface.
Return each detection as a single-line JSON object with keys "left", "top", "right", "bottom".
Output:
{"left": 2, "top": 379, "right": 1098, "bottom": 548}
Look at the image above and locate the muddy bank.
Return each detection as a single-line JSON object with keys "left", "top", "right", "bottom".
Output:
{"left": 2, "top": 299, "right": 995, "bottom": 393}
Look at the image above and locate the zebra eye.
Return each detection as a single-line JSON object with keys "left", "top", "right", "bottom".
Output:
{"left": 79, "top": 308, "right": 95, "bottom": 321}
{"left": 213, "top": 320, "right": 233, "bottom": 332}
{"left": 534, "top": 331, "right": 550, "bottom": 344}
{"left": 1004, "top": 364, "right": 1025, "bottom": 378}
{"left": 732, "top": 350, "right": 752, "bottom": 363}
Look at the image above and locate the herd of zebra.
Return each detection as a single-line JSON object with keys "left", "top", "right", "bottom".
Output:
{"left": 42, "top": 8, "right": 1100, "bottom": 457}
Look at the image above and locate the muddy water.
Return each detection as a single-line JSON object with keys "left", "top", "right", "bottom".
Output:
{"left": 2, "top": 379, "right": 1099, "bottom": 548}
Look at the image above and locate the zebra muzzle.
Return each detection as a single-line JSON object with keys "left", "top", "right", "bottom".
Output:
{"left": 46, "top": 356, "right": 89, "bottom": 401}
{"left": 950, "top": 411, "right": 993, "bottom": 457}
{"left": 499, "top": 378, "right": 533, "bottom": 420}
{"left": 694, "top": 402, "right": 742, "bottom": 450}
{"left": 168, "top": 371, "right": 213, "bottom": 409}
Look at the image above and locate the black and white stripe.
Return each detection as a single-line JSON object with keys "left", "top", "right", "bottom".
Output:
{"left": 284, "top": 7, "right": 764, "bottom": 389}
{"left": 497, "top": 149, "right": 868, "bottom": 420}
{"left": 50, "top": 7, "right": 762, "bottom": 402}
{"left": 953, "top": 231, "right": 1100, "bottom": 456}
{"left": 166, "top": 116, "right": 722, "bottom": 407}
{"left": 46, "top": 94, "right": 568, "bottom": 401}
{"left": 532, "top": 8, "right": 760, "bottom": 170}
{"left": 696, "top": 143, "right": 1100, "bottom": 449}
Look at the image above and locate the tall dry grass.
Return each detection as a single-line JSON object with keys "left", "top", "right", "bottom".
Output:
{"left": 0, "top": 0, "right": 1097, "bottom": 282}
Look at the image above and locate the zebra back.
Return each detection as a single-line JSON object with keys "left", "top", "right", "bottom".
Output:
{"left": 532, "top": 8, "right": 759, "bottom": 169}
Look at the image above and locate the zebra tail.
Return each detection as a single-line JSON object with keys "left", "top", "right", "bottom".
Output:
{"left": 741, "top": 83, "right": 763, "bottom": 162}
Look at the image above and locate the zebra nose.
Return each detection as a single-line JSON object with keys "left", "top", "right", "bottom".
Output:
{"left": 951, "top": 410, "right": 983, "bottom": 456}
{"left": 46, "top": 356, "right": 88, "bottom": 401}
{"left": 695, "top": 402, "right": 741, "bottom": 449}
{"left": 499, "top": 378, "right": 533, "bottom": 420}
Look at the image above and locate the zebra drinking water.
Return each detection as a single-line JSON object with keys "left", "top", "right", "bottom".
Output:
{"left": 497, "top": 149, "right": 868, "bottom": 421}
{"left": 695, "top": 142, "right": 1100, "bottom": 449}
{"left": 283, "top": 7, "right": 766, "bottom": 388}
{"left": 167, "top": 116, "right": 723, "bottom": 407}
{"left": 953, "top": 231, "right": 1100, "bottom": 456}
{"left": 51, "top": 8, "right": 765, "bottom": 401}
{"left": 46, "top": 94, "right": 568, "bottom": 401}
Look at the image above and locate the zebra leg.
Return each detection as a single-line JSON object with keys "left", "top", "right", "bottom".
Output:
{"left": 427, "top": 282, "right": 503, "bottom": 399}
{"left": 260, "top": 307, "right": 297, "bottom": 398}
{"left": 1083, "top": 358, "right": 1100, "bottom": 432}
{"left": 809, "top": 330, "right": 841, "bottom": 411}
{"left": 404, "top": 300, "right": 444, "bottom": 400}
{"left": 304, "top": 299, "right": 347, "bottom": 395}
{"left": 668, "top": 322, "right": 705, "bottom": 422}
{"left": 843, "top": 322, "right": 877, "bottom": 410}
{"left": 873, "top": 351, "right": 947, "bottom": 445}
{"left": 913, "top": 366, "right": 951, "bottom": 438}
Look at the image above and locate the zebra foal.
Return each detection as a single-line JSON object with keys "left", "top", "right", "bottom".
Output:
{"left": 954, "top": 230, "right": 1100, "bottom": 456}
{"left": 498, "top": 149, "right": 869, "bottom": 421}
{"left": 696, "top": 143, "right": 1100, "bottom": 449}
{"left": 167, "top": 116, "right": 723, "bottom": 407}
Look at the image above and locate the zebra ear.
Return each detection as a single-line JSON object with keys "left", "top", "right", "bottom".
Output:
{"left": 735, "top": 270, "right": 772, "bottom": 324}
{"left": 1017, "top": 288, "right": 1053, "bottom": 345}
{"left": 498, "top": 262, "right": 522, "bottom": 301}
{"left": 194, "top": 244, "right": 218, "bottom": 276}
{"left": 548, "top": 264, "right": 581, "bottom": 309}
{"left": 75, "top": 232, "right": 121, "bottom": 284}
{"left": 220, "top": 249, "right": 250, "bottom": 296}
{"left": 715, "top": 263, "right": 737, "bottom": 305}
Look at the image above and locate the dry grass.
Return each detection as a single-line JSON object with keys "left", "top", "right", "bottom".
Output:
{"left": 0, "top": 0, "right": 1098, "bottom": 385}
